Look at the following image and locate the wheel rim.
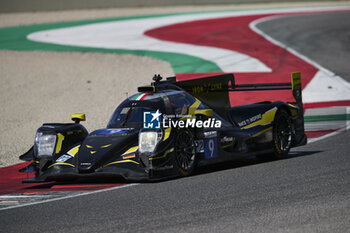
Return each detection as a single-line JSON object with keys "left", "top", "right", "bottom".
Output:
{"left": 175, "top": 131, "right": 195, "bottom": 171}
{"left": 275, "top": 114, "right": 292, "bottom": 152}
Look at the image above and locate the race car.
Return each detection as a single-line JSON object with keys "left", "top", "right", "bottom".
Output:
{"left": 19, "top": 73, "right": 307, "bottom": 182}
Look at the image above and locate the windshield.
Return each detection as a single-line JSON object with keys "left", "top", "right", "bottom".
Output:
{"left": 107, "top": 97, "right": 166, "bottom": 128}
{"left": 107, "top": 106, "right": 153, "bottom": 128}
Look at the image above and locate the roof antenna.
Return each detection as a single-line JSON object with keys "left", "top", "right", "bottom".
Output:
{"left": 153, "top": 74, "right": 163, "bottom": 83}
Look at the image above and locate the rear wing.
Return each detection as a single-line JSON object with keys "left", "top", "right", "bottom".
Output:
{"left": 175, "top": 72, "right": 302, "bottom": 115}
{"left": 229, "top": 72, "right": 303, "bottom": 103}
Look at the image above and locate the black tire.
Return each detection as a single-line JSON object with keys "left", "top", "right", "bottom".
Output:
{"left": 272, "top": 109, "right": 292, "bottom": 158}
{"left": 174, "top": 129, "right": 197, "bottom": 176}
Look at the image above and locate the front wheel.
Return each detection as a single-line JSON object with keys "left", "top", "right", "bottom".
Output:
{"left": 272, "top": 109, "right": 292, "bottom": 158}
{"left": 174, "top": 129, "right": 197, "bottom": 176}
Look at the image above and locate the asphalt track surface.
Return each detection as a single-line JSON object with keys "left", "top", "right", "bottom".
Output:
{"left": 1, "top": 11, "right": 350, "bottom": 233}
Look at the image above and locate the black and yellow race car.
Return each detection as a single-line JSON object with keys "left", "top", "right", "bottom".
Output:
{"left": 19, "top": 73, "right": 307, "bottom": 182}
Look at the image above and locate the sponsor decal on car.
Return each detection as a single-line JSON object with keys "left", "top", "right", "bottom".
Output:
{"left": 237, "top": 114, "right": 262, "bottom": 127}
{"left": 56, "top": 154, "right": 72, "bottom": 163}
{"left": 91, "top": 129, "right": 133, "bottom": 136}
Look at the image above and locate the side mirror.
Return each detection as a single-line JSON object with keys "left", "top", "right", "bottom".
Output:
{"left": 194, "top": 109, "right": 213, "bottom": 117}
{"left": 71, "top": 113, "right": 86, "bottom": 124}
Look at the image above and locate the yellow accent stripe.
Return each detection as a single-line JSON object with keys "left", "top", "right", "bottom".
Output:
{"left": 149, "top": 147, "right": 174, "bottom": 161}
{"left": 104, "top": 159, "right": 140, "bottom": 167}
{"left": 122, "top": 146, "right": 138, "bottom": 155}
{"left": 242, "top": 108, "right": 277, "bottom": 129}
{"left": 188, "top": 98, "right": 201, "bottom": 116}
{"left": 55, "top": 133, "right": 64, "bottom": 154}
{"left": 86, "top": 145, "right": 93, "bottom": 148}
{"left": 163, "top": 128, "right": 171, "bottom": 141}
{"left": 101, "top": 144, "right": 112, "bottom": 148}
{"left": 287, "top": 104, "right": 298, "bottom": 119}
{"left": 48, "top": 162, "right": 75, "bottom": 168}
{"left": 67, "top": 145, "right": 80, "bottom": 156}
{"left": 251, "top": 126, "right": 273, "bottom": 137}
{"left": 32, "top": 160, "right": 39, "bottom": 164}
{"left": 288, "top": 103, "right": 298, "bottom": 108}
{"left": 90, "top": 151, "right": 97, "bottom": 154}
{"left": 221, "top": 141, "right": 235, "bottom": 149}
{"left": 194, "top": 109, "right": 213, "bottom": 117}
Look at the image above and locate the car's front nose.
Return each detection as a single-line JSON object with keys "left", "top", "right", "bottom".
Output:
{"left": 77, "top": 128, "right": 139, "bottom": 173}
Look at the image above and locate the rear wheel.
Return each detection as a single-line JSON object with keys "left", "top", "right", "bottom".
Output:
{"left": 256, "top": 109, "right": 292, "bottom": 160}
{"left": 272, "top": 109, "right": 292, "bottom": 158}
{"left": 174, "top": 130, "right": 197, "bottom": 176}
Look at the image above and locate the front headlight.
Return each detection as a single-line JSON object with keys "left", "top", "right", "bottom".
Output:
{"left": 139, "top": 131, "right": 162, "bottom": 154}
{"left": 35, "top": 132, "right": 57, "bottom": 158}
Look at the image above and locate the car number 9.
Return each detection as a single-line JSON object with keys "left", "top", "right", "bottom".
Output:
{"left": 205, "top": 137, "right": 218, "bottom": 159}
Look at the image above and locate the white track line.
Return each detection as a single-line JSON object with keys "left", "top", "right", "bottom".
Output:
{"left": 308, "top": 127, "right": 348, "bottom": 144}
{"left": 0, "top": 183, "right": 138, "bottom": 211}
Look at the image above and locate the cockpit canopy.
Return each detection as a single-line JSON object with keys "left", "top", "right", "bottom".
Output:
{"left": 107, "top": 90, "right": 196, "bottom": 128}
